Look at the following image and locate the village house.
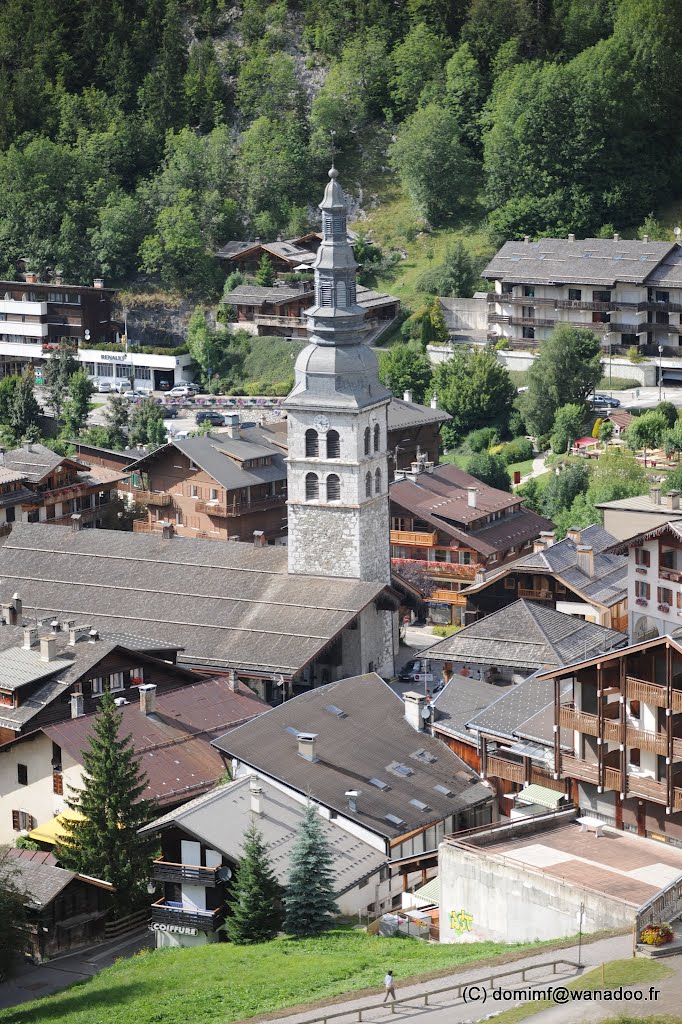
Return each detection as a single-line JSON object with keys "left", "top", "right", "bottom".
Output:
{"left": 463, "top": 524, "right": 628, "bottom": 630}
{"left": 216, "top": 236, "right": 320, "bottom": 275}
{"left": 597, "top": 484, "right": 682, "bottom": 543}
{"left": 389, "top": 461, "right": 554, "bottom": 626}
{"left": 212, "top": 672, "right": 493, "bottom": 908}
{"left": 140, "top": 775, "right": 387, "bottom": 947}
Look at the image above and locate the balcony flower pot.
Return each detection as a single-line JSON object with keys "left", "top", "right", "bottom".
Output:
{"left": 639, "top": 922, "right": 674, "bottom": 946}
{"left": 636, "top": 598, "right": 648, "bottom": 607}
{"left": 658, "top": 605, "right": 670, "bottom": 613}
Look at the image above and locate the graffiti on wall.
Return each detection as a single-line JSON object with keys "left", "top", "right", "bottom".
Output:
{"left": 449, "top": 908, "right": 473, "bottom": 935}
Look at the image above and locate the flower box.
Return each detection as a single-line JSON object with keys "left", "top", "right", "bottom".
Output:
{"left": 636, "top": 598, "right": 649, "bottom": 607}
{"left": 658, "top": 605, "right": 670, "bottom": 613}
{"left": 635, "top": 567, "right": 648, "bottom": 575}
{"left": 640, "top": 922, "right": 674, "bottom": 946}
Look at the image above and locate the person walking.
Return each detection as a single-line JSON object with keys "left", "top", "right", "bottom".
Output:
{"left": 383, "top": 969, "right": 396, "bottom": 1002}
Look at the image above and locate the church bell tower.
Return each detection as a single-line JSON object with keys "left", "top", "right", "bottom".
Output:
{"left": 284, "top": 167, "right": 391, "bottom": 585}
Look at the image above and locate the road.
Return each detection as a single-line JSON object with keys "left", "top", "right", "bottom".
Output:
{"left": 609, "top": 384, "right": 682, "bottom": 409}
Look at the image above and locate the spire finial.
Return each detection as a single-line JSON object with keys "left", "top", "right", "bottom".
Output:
{"left": 329, "top": 130, "right": 337, "bottom": 178}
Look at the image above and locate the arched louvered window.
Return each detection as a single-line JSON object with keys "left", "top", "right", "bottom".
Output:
{"left": 373, "top": 423, "right": 380, "bottom": 452}
{"left": 326, "top": 474, "right": 341, "bottom": 501}
{"left": 364, "top": 426, "right": 371, "bottom": 456}
{"left": 305, "top": 473, "right": 319, "bottom": 500}
{"left": 336, "top": 280, "right": 347, "bottom": 308}
{"left": 375, "top": 468, "right": 382, "bottom": 494}
{"left": 365, "top": 471, "right": 372, "bottom": 498}
{"left": 305, "top": 428, "right": 319, "bottom": 457}
{"left": 326, "top": 429, "right": 340, "bottom": 459}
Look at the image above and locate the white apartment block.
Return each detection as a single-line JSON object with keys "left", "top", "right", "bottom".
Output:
{"left": 484, "top": 236, "right": 682, "bottom": 365}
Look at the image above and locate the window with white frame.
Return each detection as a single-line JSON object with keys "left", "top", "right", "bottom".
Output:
{"left": 115, "top": 365, "right": 130, "bottom": 378}
{"left": 136, "top": 366, "right": 151, "bottom": 380}
{"left": 91, "top": 676, "right": 103, "bottom": 695}
{"left": 98, "top": 363, "right": 113, "bottom": 377}
{"left": 109, "top": 672, "right": 124, "bottom": 691}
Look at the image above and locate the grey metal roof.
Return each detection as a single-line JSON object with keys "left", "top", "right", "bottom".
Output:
{"left": 216, "top": 240, "right": 258, "bottom": 259}
{"left": 0, "top": 647, "right": 73, "bottom": 691}
{"left": 483, "top": 238, "right": 675, "bottom": 287}
{"left": 387, "top": 397, "right": 451, "bottom": 430}
{"left": 432, "top": 675, "right": 509, "bottom": 741}
{"left": 0, "top": 525, "right": 384, "bottom": 675}
{"left": 141, "top": 776, "right": 386, "bottom": 894}
{"left": 424, "top": 601, "right": 626, "bottom": 670}
{"left": 466, "top": 673, "right": 556, "bottom": 742}
{"left": 212, "top": 673, "right": 491, "bottom": 842}
{"left": 128, "top": 433, "right": 288, "bottom": 490}
{"left": 355, "top": 285, "right": 400, "bottom": 310}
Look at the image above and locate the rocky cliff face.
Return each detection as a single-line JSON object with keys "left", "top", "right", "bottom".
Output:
{"left": 114, "top": 293, "right": 197, "bottom": 348}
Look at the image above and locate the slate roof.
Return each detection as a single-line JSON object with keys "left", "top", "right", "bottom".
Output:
{"left": 355, "top": 285, "right": 399, "bottom": 310}
{"left": 390, "top": 464, "right": 554, "bottom": 557}
{"left": 45, "top": 677, "right": 266, "bottom": 806}
{"left": 431, "top": 675, "right": 508, "bottom": 741}
{"left": 216, "top": 240, "right": 259, "bottom": 259}
{"left": 128, "top": 432, "right": 288, "bottom": 489}
{"left": 222, "top": 284, "right": 312, "bottom": 306}
{"left": 483, "top": 238, "right": 675, "bottom": 287}
{"left": 423, "top": 600, "right": 627, "bottom": 670}
{"left": 2, "top": 444, "right": 73, "bottom": 482}
{"left": 140, "top": 776, "right": 386, "bottom": 894}
{"left": 0, "top": 525, "right": 385, "bottom": 674}
{"left": 464, "top": 524, "right": 627, "bottom": 607}
{"left": 0, "top": 467, "right": 30, "bottom": 485}
{"left": 212, "top": 672, "right": 491, "bottom": 842}
{"left": 597, "top": 495, "right": 682, "bottom": 517}
{"left": 1, "top": 853, "right": 76, "bottom": 908}
{"left": 387, "top": 397, "right": 451, "bottom": 430}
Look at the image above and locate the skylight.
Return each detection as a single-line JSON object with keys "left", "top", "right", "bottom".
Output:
{"left": 324, "top": 704, "right": 347, "bottom": 718}
{"left": 411, "top": 749, "right": 437, "bottom": 765}
{"left": 433, "top": 784, "right": 453, "bottom": 797}
{"left": 386, "top": 761, "right": 414, "bottom": 778}
{"left": 409, "top": 799, "right": 430, "bottom": 811}
{"left": 385, "top": 814, "right": 405, "bottom": 827}
{"left": 369, "top": 778, "right": 389, "bottom": 790}
{"left": 285, "top": 726, "right": 299, "bottom": 736}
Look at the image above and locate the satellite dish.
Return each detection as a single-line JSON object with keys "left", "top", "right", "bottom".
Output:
{"left": 421, "top": 706, "right": 432, "bottom": 720}
{"left": 273, "top": 673, "right": 285, "bottom": 687}
{"left": 217, "top": 866, "right": 232, "bottom": 882}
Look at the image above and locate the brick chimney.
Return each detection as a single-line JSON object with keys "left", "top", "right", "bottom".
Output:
{"left": 297, "top": 732, "right": 318, "bottom": 762}
{"left": 576, "top": 544, "right": 595, "bottom": 577}
{"left": 404, "top": 690, "right": 426, "bottom": 732}
{"left": 138, "top": 683, "right": 157, "bottom": 716}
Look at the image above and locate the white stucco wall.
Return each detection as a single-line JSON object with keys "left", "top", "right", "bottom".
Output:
{"left": 0, "top": 735, "right": 83, "bottom": 844}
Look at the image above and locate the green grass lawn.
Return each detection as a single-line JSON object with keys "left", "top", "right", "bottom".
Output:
{"left": 240, "top": 336, "right": 304, "bottom": 389}
{"left": 490, "top": 958, "right": 672, "bottom": 1024}
{"left": 0, "top": 931, "right": 567, "bottom": 1024}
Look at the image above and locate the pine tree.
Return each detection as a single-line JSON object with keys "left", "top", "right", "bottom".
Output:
{"left": 284, "top": 803, "right": 339, "bottom": 938}
{"left": 225, "top": 820, "right": 283, "bottom": 944}
{"left": 10, "top": 370, "right": 42, "bottom": 441}
{"left": 255, "top": 253, "right": 275, "bottom": 287}
{"left": 56, "top": 691, "right": 156, "bottom": 917}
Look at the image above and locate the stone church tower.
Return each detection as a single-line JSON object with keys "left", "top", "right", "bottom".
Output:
{"left": 285, "top": 168, "right": 392, "bottom": 585}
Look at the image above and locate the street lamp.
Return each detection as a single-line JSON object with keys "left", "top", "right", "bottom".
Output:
{"left": 659, "top": 344, "right": 664, "bottom": 403}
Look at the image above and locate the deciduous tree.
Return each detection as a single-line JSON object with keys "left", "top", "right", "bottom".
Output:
{"left": 431, "top": 347, "right": 516, "bottom": 446}
{"left": 523, "top": 327, "right": 602, "bottom": 437}
{"left": 378, "top": 343, "right": 433, "bottom": 404}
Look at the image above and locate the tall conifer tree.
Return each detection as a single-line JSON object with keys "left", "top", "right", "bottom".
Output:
{"left": 225, "top": 820, "right": 282, "bottom": 944}
{"left": 284, "top": 803, "right": 339, "bottom": 937}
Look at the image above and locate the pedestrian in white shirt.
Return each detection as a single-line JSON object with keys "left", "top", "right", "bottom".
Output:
{"left": 383, "top": 970, "right": 396, "bottom": 1002}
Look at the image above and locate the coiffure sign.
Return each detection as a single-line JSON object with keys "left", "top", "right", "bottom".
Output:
{"left": 150, "top": 922, "right": 199, "bottom": 936}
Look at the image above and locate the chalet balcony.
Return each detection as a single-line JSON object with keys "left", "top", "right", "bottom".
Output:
{"left": 627, "top": 675, "right": 668, "bottom": 708}
{"left": 50, "top": 500, "right": 118, "bottom": 525}
{"left": 673, "top": 690, "right": 682, "bottom": 713}
{"left": 429, "top": 588, "right": 467, "bottom": 606}
{"left": 152, "top": 860, "right": 221, "bottom": 885}
{"left": 195, "top": 494, "right": 285, "bottom": 517}
{"left": 391, "top": 557, "right": 479, "bottom": 580}
{"left": 674, "top": 787, "right": 682, "bottom": 812}
{"left": 31, "top": 480, "right": 96, "bottom": 504}
{"left": 150, "top": 900, "right": 224, "bottom": 932}
{"left": 518, "top": 587, "right": 553, "bottom": 601}
{"left": 561, "top": 755, "right": 599, "bottom": 784}
{"left": 254, "top": 313, "right": 306, "bottom": 328}
{"left": 602, "top": 718, "right": 621, "bottom": 743}
{"left": 659, "top": 566, "right": 682, "bottom": 583}
{"left": 486, "top": 754, "right": 525, "bottom": 784}
{"left": 134, "top": 489, "right": 173, "bottom": 506}
{"left": 626, "top": 725, "right": 667, "bottom": 755}
{"left": 627, "top": 774, "right": 667, "bottom": 803}
{"left": 559, "top": 705, "right": 599, "bottom": 736}
{"left": 485, "top": 293, "right": 638, "bottom": 312}
{"left": 389, "top": 529, "right": 438, "bottom": 548}
{"left": 638, "top": 300, "right": 682, "bottom": 314}
{"left": 488, "top": 314, "right": 556, "bottom": 328}
{"left": 603, "top": 766, "right": 622, "bottom": 791}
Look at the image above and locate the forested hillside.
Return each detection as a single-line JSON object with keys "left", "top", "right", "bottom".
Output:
{"left": 0, "top": 0, "right": 680, "bottom": 298}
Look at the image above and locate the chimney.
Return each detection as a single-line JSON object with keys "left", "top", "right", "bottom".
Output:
{"left": 540, "top": 530, "right": 556, "bottom": 548}
{"left": 70, "top": 693, "right": 84, "bottom": 719}
{"left": 93, "top": 278, "right": 104, "bottom": 289}
{"left": 297, "top": 732, "right": 318, "bottom": 762}
{"left": 160, "top": 520, "right": 174, "bottom": 539}
{"left": 345, "top": 789, "right": 359, "bottom": 813}
{"left": 613, "top": 233, "right": 620, "bottom": 242}
{"left": 523, "top": 235, "right": 530, "bottom": 244}
{"left": 576, "top": 544, "right": 595, "bottom": 577}
{"left": 249, "top": 776, "right": 263, "bottom": 816}
{"left": 650, "top": 485, "right": 662, "bottom": 505}
{"left": 71, "top": 513, "right": 82, "bottom": 531}
{"left": 138, "top": 683, "right": 157, "bottom": 716}
{"left": 430, "top": 392, "right": 438, "bottom": 409}
{"left": 403, "top": 389, "right": 413, "bottom": 403}
{"left": 11, "top": 593, "right": 21, "bottom": 622}
{"left": 227, "top": 669, "right": 240, "bottom": 692}
{"left": 566, "top": 527, "right": 582, "bottom": 545}
{"left": 22, "top": 627, "right": 38, "bottom": 649}
{"left": 533, "top": 538, "right": 546, "bottom": 553}
{"left": 40, "top": 634, "right": 57, "bottom": 662}
{"left": 1, "top": 598, "right": 21, "bottom": 626}
{"left": 60, "top": 618, "right": 75, "bottom": 633}
{"left": 53, "top": 271, "right": 63, "bottom": 286}
{"left": 403, "top": 690, "right": 427, "bottom": 732}
{"left": 467, "top": 486, "right": 477, "bottom": 508}
{"left": 643, "top": 234, "right": 650, "bottom": 244}
{"left": 410, "top": 460, "right": 422, "bottom": 476}
{"left": 68, "top": 624, "right": 92, "bottom": 646}
{"left": 22, "top": 440, "right": 33, "bottom": 452}
{"left": 226, "top": 413, "right": 240, "bottom": 439}
{"left": 667, "top": 490, "right": 681, "bottom": 511}
{"left": 88, "top": 629, "right": 99, "bottom": 643}
{"left": 25, "top": 271, "right": 38, "bottom": 284}
{"left": 568, "top": 233, "right": 575, "bottom": 242}
{"left": 253, "top": 530, "right": 265, "bottom": 546}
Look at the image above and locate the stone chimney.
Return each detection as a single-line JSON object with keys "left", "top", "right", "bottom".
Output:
{"left": 430, "top": 392, "right": 438, "bottom": 409}
{"left": 403, "top": 690, "right": 426, "bottom": 732}
{"left": 71, "top": 513, "right": 82, "bottom": 531}
{"left": 70, "top": 692, "right": 84, "bottom": 719}
{"left": 576, "top": 544, "right": 595, "bottom": 577}
{"left": 297, "top": 732, "right": 318, "bottom": 762}
{"left": 467, "top": 486, "right": 477, "bottom": 509}
{"left": 68, "top": 624, "right": 92, "bottom": 646}
{"left": 93, "top": 278, "right": 104, "bottom": 289}
{"left": 568, "top": 233, "right": 576, "bottom": 242}
{"left": 40, "top": 634, "right": 57, "bottom": 662}
{"left": 22, "top": 627, "right": 38, "bottom": 649}
{"left": 249, "top": 776, "right": 263, "bottom": 816}
{"left": 566, "top": 527, "right": 582, "bottom": 545}
{"left": 613, "top": 233, "right": 620, "bottom": 242}
{"left": 226, "top": 413, "right": 240, "bottom": 440}
{"left": 138, "top": 683, "right": 157, "bottom": 716}
{"left": 666, "top": 490, "right": 681, "bottom": 511}
{"left": 650, "top": 485, "right": 662, "bottom": 505}
{"left": 160, "top": 520, "right": 174, "bottom": 539}
{"left": 403, "top": 389, "right": 413, "bottom": 403}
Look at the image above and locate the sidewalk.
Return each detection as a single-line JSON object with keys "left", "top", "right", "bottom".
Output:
{"left": 275, "top": 933, "right": 633, "bottom": 1024}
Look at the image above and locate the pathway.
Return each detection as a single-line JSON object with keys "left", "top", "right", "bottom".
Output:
{"left": 519, "top": 454, "right": 547, "bottom": 486}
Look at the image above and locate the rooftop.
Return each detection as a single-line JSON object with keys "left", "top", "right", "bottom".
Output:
{"left": 0, "top": 525, "right": 386, "bottom": 675}
{"left": 141, "top": 776, "right": 386, "bottom": 894}
{"left": 483, "top": 238, "right": 675, "bottom": 287}
{"left": 386, "top": 396, "right": 451, "bottom": 430}
{"left": 212, "top": 672, "right": 491, "bottom": 841}
{"left": 127, "top": 431, "right": 288, "bottom": 490}
{"left": 222, "top": 283, "right": 313, "bottom": 306}
{"left": 45, "top": 677, "right": 267, "bottom": 806}
{"left": 2, "top": 848, "right": 112, "bottom": 908}
{"left": 424, "top": 600, "right": 627, "bottom": 671}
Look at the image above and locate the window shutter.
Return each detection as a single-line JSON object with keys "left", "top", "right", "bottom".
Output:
{"left": 12, "top": 809, "right": 20, "bottom": 831}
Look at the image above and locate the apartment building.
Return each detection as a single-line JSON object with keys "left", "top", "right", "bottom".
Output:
{"left": 484, "top": 236, "right": 682, "bottom": 357}
{"left": 389, "top": 461, "right": 554, "bottom": 626}
{"left": 597, "top": 485, "right": 682, "bottom": 542}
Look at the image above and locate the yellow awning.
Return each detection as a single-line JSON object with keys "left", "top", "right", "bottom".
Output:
{"left": 29, "top": 809, "right": 86, "bottom": 846}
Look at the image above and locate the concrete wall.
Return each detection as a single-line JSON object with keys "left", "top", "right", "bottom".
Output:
{"left": 439, "top": 839, "right": 635, "bottom": 944}
{"left": 440, "top": 297, "right": 487, "bottom": 332}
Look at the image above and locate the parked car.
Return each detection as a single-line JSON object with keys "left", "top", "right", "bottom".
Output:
{"left": 95, "top": 380, "right": 113, "bottom": 393}
{"left": 591, "top": 393, "right": 621, "bottom": 408}
{"left": 113, "top": 379, "right": 132, "bottom": 393}
{"left": 158, "top": 380, "right": 172, "bottom": 391}
{"left": 160, "top": 404, "right": 180, "bottom": 418}
{"left": 169, "top": 383, "right": 200, "bottom": 398}
{"left": 122, "top": 388, "right": 151, "bottom": 400}
{"left": 195, "top": 410, "right": 225, "bottom": 426}
{"left": 398, "top": 659, "right": 424, "bottom": 682}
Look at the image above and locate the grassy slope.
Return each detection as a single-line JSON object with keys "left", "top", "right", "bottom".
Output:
{"left": 0, "top": 932, "right": 563, "bottom": 1024}
{"left": 241, "top": 336, "right": 305, "bottom": 386}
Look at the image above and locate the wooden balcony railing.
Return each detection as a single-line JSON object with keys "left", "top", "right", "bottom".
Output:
{"left": 561, "top": 755, "right": 599, "bottom": 784}
{"left": 150, "top": 900, "right": 224, "bottom": 932}
{"left": 389, "top": 529, "right": 438, "bottom": 548}
{"left": 626, "top": 726, "right": 667, "bottom": 755}
{"left": 627, "top": 676, "right": 668, "bottom": 708}
{"left": 673, "top": 690, "right": 682, "bottom": 713}
{"left": 530, "top": 767, "right": 565, "bottom": 792}
{"left": 254, "top": 314, "right": 307, "bottom": 327}
{"left": 195, "top": 494, "right": 286, "bottom": 517}
{"left": 152, "top": 860, "right": 221, "bottom": 885}
{"left": 391, "top": 557, "right": 479, "bottom": 580}
{"left": 672, "top": 737, "right": 682, "bottom": 759}
{"left": 627, "top": 774, "right": 667, "bottom": 802}
{"left": 603, "top": 767, "right": 622, "bottom": 792}
{"left": 659, "top": 567, "right": 682, "bottom": 583}
{"left": 674, "top": 787, "right": 682, "bottom": 812}
{"left": 486, "top": 754, "right": 525, "bottom": 784}
{"left": 612, "top": 613, "right": 628, "bottom": 632}
{"left": 518, "top": 587, "right": 553, "bottom": 601}
{"left": 134, "top": 489, "right": 172, "bottom": 506}
{"left": 429, "top": 588, "right": 467, "bottom": 606}
{"left": 559, "top": 706, "right": 599, "bottom": 736}
{"left": 602, "top": 718, "right": 621, "bottom": 743}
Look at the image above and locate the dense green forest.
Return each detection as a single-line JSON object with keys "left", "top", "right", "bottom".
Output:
{"left": 0, "top": 0, "right": 680, "bottom": 297}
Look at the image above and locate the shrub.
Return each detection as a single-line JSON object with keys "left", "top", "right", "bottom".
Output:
{"left": 461, "top": 426, "right": 499, "bottom": 454}
{"left": 628, "top": 346, "right": 646, "bottom": 364}
{"left": 432, "top": 624, "right": 461, "bottom": 637}
{"left": 501, "top": 436, "right": 533, "bottom": 464}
